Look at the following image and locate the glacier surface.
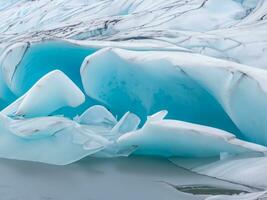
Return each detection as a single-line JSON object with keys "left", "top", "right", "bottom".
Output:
{"left": 1, "top": 0, "right": 267, "bottom": 198}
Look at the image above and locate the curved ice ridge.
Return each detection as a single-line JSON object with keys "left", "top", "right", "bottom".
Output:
{"left": 81, "top": 47, "right": 267, "bottom": 146}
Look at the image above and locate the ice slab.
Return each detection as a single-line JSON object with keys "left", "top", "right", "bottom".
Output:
{"left": 110, "top": 111, "right": 140, "bottom": 137}
{"left": 117, "top": 111, "right": 267, "bottom": 157}
{"left": 76, "top": 105, "right": 117, "bottom": 127}
{"left": 2, "top": 70, "right": 85, "bottom": 118}
{"left": 0, "top": 113, "right": 110, "bottom": 165}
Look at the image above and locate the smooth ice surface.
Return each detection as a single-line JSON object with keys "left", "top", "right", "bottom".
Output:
{"left": 110, "top": 111, "right": 140, "bottom": 137}
{"left": 2, "top": 70, "right": 85, "bottom": 118}
{"left": 118, "top": 111, "right": 267, "bottom": 157}
{"left": 76, "top": 105, "right": 117, "bottom": 127}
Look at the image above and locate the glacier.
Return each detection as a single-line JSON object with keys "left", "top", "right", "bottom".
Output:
{"left": 1, "top": 0, "right": 267, "bottom": 199}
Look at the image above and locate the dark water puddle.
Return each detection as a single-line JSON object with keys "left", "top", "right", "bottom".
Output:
{"left": 173, "top": 185, "right": 249, "bottom": 195}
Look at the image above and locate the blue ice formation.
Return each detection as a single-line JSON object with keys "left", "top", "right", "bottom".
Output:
{"left": 0, "top": 48, "right": 267, "bottom": 165}
{"left": 81, "top": 48, "right": 267, "bottom": 146}
{"left": 1, "top": 0, "right": 267, "bottom": 189}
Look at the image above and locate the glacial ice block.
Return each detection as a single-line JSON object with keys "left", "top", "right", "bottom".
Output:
{"left": 0, "top": 113, "right": 109, "bottom": 165}
{"left": 0, "top": 104, "right": 144, "bottom": 164}
{"left": 117, "top": 111, "right": 267, "bottom": 157}
{"left": 76, "top": 105, "right": 117, "bottom": 127}
{"left": 181, "top": 58, "right": 267, "bottom": 146}
{"left": 81, "top": 48, "right": 267, "bottom": 146}
{"left": 80, "top": 48, "right": 240, "bottom": 135}
{"left": 110, "top": 111, "right": 140, "bottom": 137}
{"left": 9, "top": 116, "right": 74, "bottom": 139}
{"left": 75, "top": 106, "right": 140, "bottom": 142}
{"left": 2, "top": 70, "right": 85, "bottom": 118}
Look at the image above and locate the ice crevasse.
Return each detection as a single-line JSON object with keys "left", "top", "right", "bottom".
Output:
{"left": 1, "top": 0, "right": 267, "bottom": 190}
